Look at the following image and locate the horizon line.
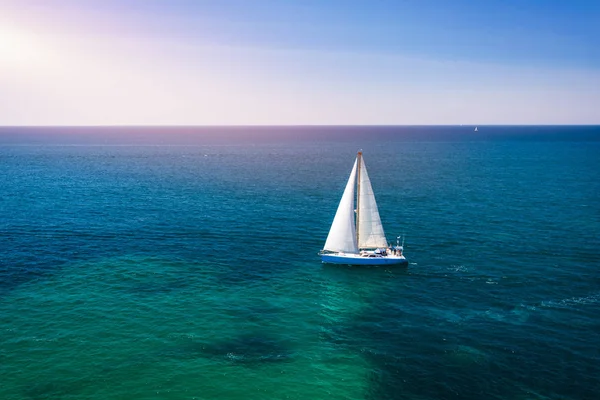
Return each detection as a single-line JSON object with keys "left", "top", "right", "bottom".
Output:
{"left": 1, "top": 124, "right": 599, "bottom": 128}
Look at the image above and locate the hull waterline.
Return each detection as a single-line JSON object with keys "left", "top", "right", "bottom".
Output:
{"left": 321, "top": 253, "right": 408, "bottom": 266}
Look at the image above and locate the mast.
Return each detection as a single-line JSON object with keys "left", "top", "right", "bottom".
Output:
{"left": 356, "top": 151, "right": 362, "bottom": 248}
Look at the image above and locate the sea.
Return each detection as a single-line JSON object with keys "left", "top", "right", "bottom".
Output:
{"left": 1, "top": 126, "right": 599, "bottom": 400}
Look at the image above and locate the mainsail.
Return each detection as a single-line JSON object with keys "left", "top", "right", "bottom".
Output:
{"left": 357, "top": 156, "right": 388, "bottom": 249}
{"left": 323, "top": 160, "right": 359, "bottom": 253}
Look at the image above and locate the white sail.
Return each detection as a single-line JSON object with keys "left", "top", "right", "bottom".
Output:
{"left": 323, "top": 160, "right": 359, "bottom": 253}
{"left": 357, "top": 157, "right": 388, "bottom": 249}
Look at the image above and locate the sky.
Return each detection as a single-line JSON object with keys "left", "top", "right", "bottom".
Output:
{"left": 0, "top": 0, "right": 599, "bottom": 125}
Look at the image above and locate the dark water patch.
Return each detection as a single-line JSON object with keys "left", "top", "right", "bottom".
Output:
{"left": 347, "top": 319, "right": 519, "bottom": 400}
{"left": 103, "top": 256, "right": 215, "bottom": 297}
{"left": 347, "top": 318, "right": 510, "bottom": 400}
{"left": 23, "top": 379, "right": 87, "bottom": 400}
{"left": 213, "top": 259, "right": 294, "bottom": 286}
{"left": 215, "top": 268, "right": 273, "bottom": 286}
{"left": 128, "top": 278, "right": 191, "bottom": 295}
{"left": 202, "top": 334, "right": 294, "bottom": 365}
{"left": 123, "top": 264, "right": 195, "bottom": 295}
{"left": 95, "top": 353, "right": 152, "bottom": 378}
{"left": 342, "top": 284, "right": 600, "bottom": 400}
{"left": 159, "top": 333, "right": 294, "bottom": 366}
{"left": 0, "top": 261, "right": 60, "bottom": 298}
{"left": 229, "top": 302, "right": 286, "bottom": 325}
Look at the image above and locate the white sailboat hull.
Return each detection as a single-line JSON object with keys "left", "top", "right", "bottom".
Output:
{"left": 321, "top": 253, "right": 408, "bottom": 266}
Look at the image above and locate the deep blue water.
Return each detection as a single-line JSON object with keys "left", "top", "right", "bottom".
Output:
{"left": 1, "top": 126, "right": 599, "bottom": 399}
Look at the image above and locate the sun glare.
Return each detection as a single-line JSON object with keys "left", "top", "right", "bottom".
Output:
{"left": 0, "top": 25, "right": 45, "bottom": 68}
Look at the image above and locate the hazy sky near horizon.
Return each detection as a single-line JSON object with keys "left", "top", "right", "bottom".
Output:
{"left": 1, "top": 0, "right": 599, "bottom": 125}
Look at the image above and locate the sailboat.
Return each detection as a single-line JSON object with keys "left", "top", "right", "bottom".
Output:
{"left": 320, "top": 151, "right": 408, "bottom": 266}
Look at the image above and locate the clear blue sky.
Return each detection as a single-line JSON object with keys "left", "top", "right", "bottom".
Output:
{"left": 1, "top": 0, "right": 598, "bottom": 125}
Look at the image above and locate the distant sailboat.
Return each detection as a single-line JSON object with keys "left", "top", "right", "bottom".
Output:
{"left": 474, "top": 127, "right": 479, "bottom": 132}
{"left": 319, "top": 151, "right": 407, "bottom": 266}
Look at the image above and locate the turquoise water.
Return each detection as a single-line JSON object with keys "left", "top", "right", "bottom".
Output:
{"left": 1, "top": 127, "right": 599, "bottom": 399}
